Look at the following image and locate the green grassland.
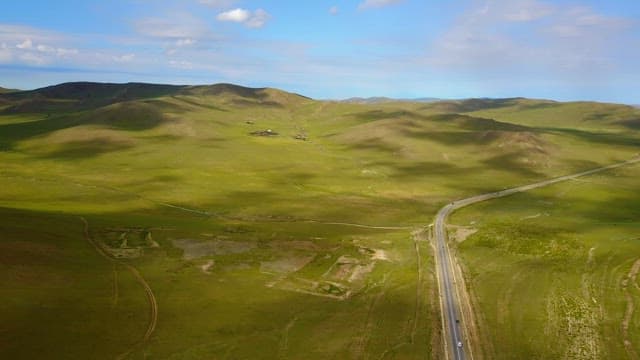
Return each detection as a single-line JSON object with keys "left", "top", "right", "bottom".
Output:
{"left": 451, "top": 164, "right": 640, "bottom": 359}
{"left": 1, "top": 83, "right": 639, "bottom": 358}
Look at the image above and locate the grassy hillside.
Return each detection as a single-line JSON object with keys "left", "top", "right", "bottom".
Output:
{"left": 451, "top": 163, "right": 640, "bottom": 359}
{"left": 0, "top": 83, "right": 639, "bottom": 359}
{"left": 0, "top": 86, "right": 18, "bottom": 94}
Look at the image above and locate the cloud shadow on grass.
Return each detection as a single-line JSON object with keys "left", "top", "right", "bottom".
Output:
{"left": 541, "top": 127, "right": 640, "bottom": 148}
{"left": 41, "top": 138, "right": 135, "bottom": 160}
{"left": 0, "top": 101, "right": 176, "bottom": 151}
{"left": 616, "top": 118, "right": 640, "bottom": 130}
{"left": 481, "top": 152, "right": 544, "bottom": 178}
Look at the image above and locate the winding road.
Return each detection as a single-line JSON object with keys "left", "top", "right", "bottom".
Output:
{"left": 433, "top": 157, "right": 640, "bottom": 360}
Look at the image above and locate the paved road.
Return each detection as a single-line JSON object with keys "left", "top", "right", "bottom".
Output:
{"left": 433, "top": 157, "right": 640, "bottom": 360}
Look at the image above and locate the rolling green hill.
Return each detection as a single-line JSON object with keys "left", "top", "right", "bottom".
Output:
{"left": 0, "top": 86, "right": 18, "bottom": 94}
{"left": 1, "top": 82, "right": 639, "bottom": 359}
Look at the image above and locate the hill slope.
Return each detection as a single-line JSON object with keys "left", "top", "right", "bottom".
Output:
{"left": 0, "top": 86, "right": 18, "bottom": 94}
{"left": 0, "top": 82, "right": 639, "bottom": 360}
{"left": 0, "top": 81, "right": 311, "bottom": 113}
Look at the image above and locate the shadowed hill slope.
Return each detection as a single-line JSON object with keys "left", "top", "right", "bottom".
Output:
{"left": 424, "top": 97, "right": 640, "bottom": 131}
{"left": 0, "top": 82, "right": 311, "bottom": 113}
{"left": 2, "top": 82, "right": 184, "bottom": 103}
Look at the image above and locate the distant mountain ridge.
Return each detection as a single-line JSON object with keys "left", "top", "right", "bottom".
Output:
{"left": 340, "top": 96, "right": 441, "bottom": 104}
{"left": 2, "top": 81, "right": 637, "bottom": 112}
{"left": 0, "top": 81, "right": 311, "bottom": 113}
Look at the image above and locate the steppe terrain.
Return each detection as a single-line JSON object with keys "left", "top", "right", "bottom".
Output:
{"left": 1, "top": 82, "right": 639, "bottom": 359}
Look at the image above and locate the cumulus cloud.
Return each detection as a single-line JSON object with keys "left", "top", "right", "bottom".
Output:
{"left": 216, "top": 8, "right": 271, "bottom": 28}
{"left": 358, "top": 0, "right": 403, "bottom": 10}
{"left": 0, "top": 23, "right": 148, "bottom": 70}
{"left": 216, "top": 8, "right": 250, "bottom": 22}
{"left": 0, "top": 29, "right": 80, "bottom": 67}
{"left": 16, "top": 38, "right": 33, "bottom": 49}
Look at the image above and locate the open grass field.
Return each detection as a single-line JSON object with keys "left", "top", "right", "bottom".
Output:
{"left": 451, "top": 163, "right": 640, "bottom": 359}
{"left": 1, "top": 82, "right": 639, "bottom": 358}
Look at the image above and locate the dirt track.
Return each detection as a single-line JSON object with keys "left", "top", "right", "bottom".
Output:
{"left": 80, "top": 217, "right": 158, "bottom": 359}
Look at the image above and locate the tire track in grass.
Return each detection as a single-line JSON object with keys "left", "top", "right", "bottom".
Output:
{"left": 378, "top": 231, "right": 425, "bottom": 360}
{"left": 622, "top": 258, "right": 640, "bottom": 360}
{"left": 112, "top": 262, "right": 119, "bottom": 308}
{"left": 80, "top": 217, "right": 158, "bottom": 360}
{"left": 277, "top": 316, "right": 298, "bottom": 360}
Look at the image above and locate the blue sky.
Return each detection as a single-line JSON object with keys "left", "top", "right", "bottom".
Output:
{"left": 1, "top": 0, "right": 639, "bottom": 103}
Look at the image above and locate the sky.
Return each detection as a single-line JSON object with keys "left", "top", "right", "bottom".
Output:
{"left": 1, "top": 0, "right": 639, "bottom": 103}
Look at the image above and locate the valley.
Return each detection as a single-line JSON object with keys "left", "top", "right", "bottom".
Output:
{"left": 1, "top": 82, "right": 639, "bottom": 359}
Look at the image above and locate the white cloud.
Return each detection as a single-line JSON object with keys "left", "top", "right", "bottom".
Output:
{"left": 198, "top": 0, "right": 237, "bottom": 8}
{"left": 16, "top": 38, "right": 33, "bottom": 49}
{"left": 36, "top": 44, "right": 53, "bottom": 52}
{"left": 217, "top": 8, "right": 250, "bottom": 22}
{"left": 176, "top": 38, "right": 197, "bottom": 47}
{"left": 56, "top": 48, "right": 78, "bottom": 57}
{"left": 34, "top": 43, "right": 78, "bottom": 57}
{"left": 112, "top": 54, "right": 135, "bottom": 63}
{"left": 245, "top": 9, "right": 270, "bottom": 28}
{"left": 0, "top": 28, "right": 81, "bottom": 66}
{"left": 216, "top": 8, "right": 271, "bottom": 28}
{"left": 358, "top": 0, "right": 403, "bottom": 10}
{"left": 329, "top": 6, "right": 339, "bottom": 15}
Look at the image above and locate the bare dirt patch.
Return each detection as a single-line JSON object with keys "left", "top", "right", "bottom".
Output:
{"left": 348, "top": 262, "right": 375, "bottom": 283}
{"left": 109, "top": 247, "right": 144, "bottom": 259}
{"left": 447, "top": 225, "right": 478, "bottom": 243}
{"left": 260, "top": 253, "right": 316, "bottom": 274}
{"left": 268, "top": 240, "right": 320, "bottom": 252}
{"left": 200, "top": 260, "right": 214, "bottom": 274}
{"left": 371, "top": 249, "right": 390, "bottom": 261}
{"left": 172, "top": 238, "right": 256, "bottom": 260}
{"left": 267, "top": 277, "right": 351, "bottom": 300}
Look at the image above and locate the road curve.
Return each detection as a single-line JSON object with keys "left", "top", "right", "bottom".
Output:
{"left": 433, "top": 157, "right": 640, "bottom": 360}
